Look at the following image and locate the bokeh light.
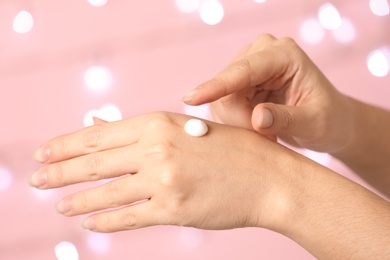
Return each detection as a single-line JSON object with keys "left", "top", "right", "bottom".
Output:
{"left": 300, "top": 18, "right": 325, "bottom": 44}
{"left": 369, "top": 0, "right": 390, "bottom": 16}
{"left": 13, "top": 10, "right": 34, "bottom": 34}
{"left": 84, "top": 103, "right": 122, "bottom": 127}
{"left": 199, "top": 0, "right": 224, "bottom": 25}
{"left": 176, "top": 0, "right": 200, "bottom": 13}
{"left": 31, "top": 188, "right": 55, "bottom": 201}
{"left": 87, "top": 0, "right": 109, "bottom": 7}
{"left": 86, "top": 233, "right": 112, "bottom": 254}
{"left": 54, "top": 241, "right": 79, "bottom": 260}
{"left": 318, "top": 3, "right": 342, "bottom": 30}
{"left": 84, "top": 66, "right": 113, "bottom": 91}
{"left": 0, "top": 166, "right": 12, "bottom": 191}
{"left": 2, "top": 1, "right": 390, "bottom": 259}
{"left": 331, "top": 17, "right": 356, "bottom": 44}
{"left": 367, "top": 49, "right": 389, "bottom": 77}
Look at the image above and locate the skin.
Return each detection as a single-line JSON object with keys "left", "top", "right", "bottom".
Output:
{"left": 29, "top": 35, "right": 390, "bottom": 259}
{"left": 183, "top": 34, "right": 390, "bottom": 198}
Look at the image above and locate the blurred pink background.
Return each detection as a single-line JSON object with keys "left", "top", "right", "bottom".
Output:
{"left": 0, "top": 0, "right": 389, "bottom": 259}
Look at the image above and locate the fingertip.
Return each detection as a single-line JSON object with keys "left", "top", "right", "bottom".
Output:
{"left": 34, "top": 145, "right": 51, "bottom": 163}
{"left": 28, "top": 170, "right": 48, "bottom": 188}
{"left": 253, "top": 106, "right": 274, "bottom": 130}
{"left": 82, "top": 217, "right": 96, "bottom": 230}
{"left": 182, "top": 79, "right": 225, "bottom": 105}
{"left": 181, "top": 89, "right": 198, "bottom": 104}
{"left": 56, "top": 198, "right": 72, "bottom": 215}
{"left": 27, "top": 174, "right": 40, "bottom": 189}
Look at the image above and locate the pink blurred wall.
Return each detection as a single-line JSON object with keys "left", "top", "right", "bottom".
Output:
{"left": 0, "top": 1, "right": 389, "bottom": 259}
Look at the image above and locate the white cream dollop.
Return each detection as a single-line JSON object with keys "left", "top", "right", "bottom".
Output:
{"left": 184, "top": 119, "right": 208, "bottom": 137}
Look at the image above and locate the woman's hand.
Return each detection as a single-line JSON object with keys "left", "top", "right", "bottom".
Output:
{"left": 182, "top": 34, "right": 354, "bottom": 154}
{"left": 28, "top": 111, "right": 390, "bottom": 259}
{"left": 29, "top": 112, "right": 297, "bottom": 233}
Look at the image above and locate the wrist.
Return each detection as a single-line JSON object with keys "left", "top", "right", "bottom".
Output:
{"left": 321, "top": 93, "right": 356, "bottom": 155}
{"left": 252, "top": 145, "right": 316, "bottom": 234}
{"left": 330, "top": 96, "right": 377, "bottom": 165}
{"left": 329, "top": 95, "right": 359, "bottom": 158}
{"left": 271, "top": 155, "right": 390, "bottom": 259}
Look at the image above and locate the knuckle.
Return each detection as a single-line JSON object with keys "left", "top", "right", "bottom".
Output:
{"left": 235, "top": 59, "right": 252, "bottom": 74}
{"left": 275, "top": 37, "right": 303, "bottom": 60}
{"left": 122, "top": 212, "right": 138, "bottom": 229}
{"left": 280, "top": 110, "right": 294, "bottom": 131}
{"left": 157, "top": 174, "right": 188, "bottom": 225}
{"left": 52, "top": 163, "right": 66, "bottom": 185}
{"left": 103, "top": 182, "right": 120, "bottom": 208}
{"left": 158, "top": 164, "right": 180, "bottom": 188}
{"left": 255, "top": 33, "right": 275, "bottom": 42}
{"left": 86, "top": 153, "right": 102, "bottom": 180}
{"left": 78, "top": 192, "right": 88, "bottom": 211}
{"left": 82, "top": 125, "right": 105, "bottom": 149}
{"left": 146, "top": 112, "right": 174, "bottom": 132}
{"left": 232, "top": 59, "right": 253, "bottom": 85}
{"left": 277, "top": 36, "right": 297, "bottom": 46}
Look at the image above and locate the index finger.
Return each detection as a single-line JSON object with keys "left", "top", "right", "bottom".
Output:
{"left": 182, "top": 42, "right": 295, "bottom": 105}
{"left": 34, "top": 116, "right": 144, "bottom": 164}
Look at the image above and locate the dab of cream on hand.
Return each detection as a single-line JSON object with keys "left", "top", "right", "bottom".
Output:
{"left": 184, "top": 119, "right": 208, "bottom": 137}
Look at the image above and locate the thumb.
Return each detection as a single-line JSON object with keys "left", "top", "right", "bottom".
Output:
{"left": 251, "top": 103, "right": 312, "bottom": 138}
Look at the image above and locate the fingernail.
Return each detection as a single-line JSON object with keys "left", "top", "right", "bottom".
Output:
{"left": 29, "top": 171, "right": 48, "bottom": 187}
{"left": 34, "top": 145, "right": 50, "bottom": 163}
{"left": 56, "top": 198, "right": 72, "bottom": 214}
{"left": 258, "top": 108, "right": 273, "bottom": 129}
{"left": 83, "top": 218, "right": 96, "bottom": 230}
{"left": 181, "top": 89, "right": 198, "bottom": 102}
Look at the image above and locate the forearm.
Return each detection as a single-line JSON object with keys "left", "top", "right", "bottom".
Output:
{"left": 275, "top": 155, "right": 390, "bottom": 259}
{"left": 332, "top": 96, "right": 390, "bottom": 198}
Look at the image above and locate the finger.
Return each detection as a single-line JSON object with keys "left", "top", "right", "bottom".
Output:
{"left": 210, "top": 92, "right": 254, "bottom": 129}
{"left": 182, "top": 43, "right": 293, "bottom": 105}
{"left": 210, "top": 86, "right": 271, "bottom": 128}
{"left": 57, "top": 174, "right": 152, "bottom": 217}
{"left": 230, "top": 43, "right": 251, "bottom": 63}
{"left": 246, "top": 34, "right": 277, "bottom": 56}
{"left": 30, "top": 143, "right": 143, "bottom": 189}
{"left": 82, "top": 201, "right": 161, "bottom": 232}
{"left": 221, "top": 34, "right": 277, "bottom": 66}
{"left": 34, "top": 116, "right": 145, "bottom": 164}
{"left": 208, "top": 43, "right": 252, "bottom": 126}
{"left": 208, "top": 35, "right": 277, "bottom": 127}
{"left": 251, "top": 103, "right": 316, "bottom": 138}
{"left": 93, "top": 117, "right": 108, "bottom": 125}
{"left": 181, "top": 43, "right": 252, "bottom": 107}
